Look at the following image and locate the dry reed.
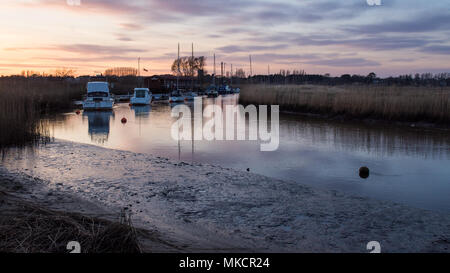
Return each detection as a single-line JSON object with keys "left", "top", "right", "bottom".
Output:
{"left": 240, "top": 84, "right": 450, "bottom": 123}
{"left": 0, "top": 78, "right": 84, "bottom": 147}
{"left": 0, "top": 191, "right": 141, "bottom": 253}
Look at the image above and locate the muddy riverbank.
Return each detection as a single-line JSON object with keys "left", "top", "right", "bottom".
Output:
{"left": 1, "top": 140, "right": 450, "bottom": 252}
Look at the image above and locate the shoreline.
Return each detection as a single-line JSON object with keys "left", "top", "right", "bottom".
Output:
{"left": 1, "top": 140, "right": 450, "bottom": 253}
{"left": 278, "top": 110, "right": 450, "bottom": 131}
{"left": 0, "top": 167, "right": 181, "bottom": 253}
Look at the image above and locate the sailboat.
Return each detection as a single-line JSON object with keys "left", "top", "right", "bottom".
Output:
{"left": 169, "top": 43, "right": 185, "bottom": 103}
{"left": 184, "top": 43, "right": 198, "bottom": 101}
{"left": 206, "top": 53, "right": 219, "bottom": 98}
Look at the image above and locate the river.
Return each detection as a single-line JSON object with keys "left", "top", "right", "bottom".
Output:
{"left": 41, "top": 94, "right": 450, "bottom": 212}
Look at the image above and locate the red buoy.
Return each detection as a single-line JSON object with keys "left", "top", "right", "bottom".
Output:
{"left": 121, "top": 117, "right": 127, "bottom": 124}
{"left": 75, "top": 110, "right": 81, "bottom": 115}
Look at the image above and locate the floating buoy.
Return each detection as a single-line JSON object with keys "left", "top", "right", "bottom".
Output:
{"left": 121, "top": 117, "right": 127, "bottom": 124}
{"left": 359, "top": 166, "right": 370, "bottom": 179}
{"left": 75, "top": 110, "right": 81, "bottom": 115}
{"left": 246, "top": 168, "right": 250, "bottom": 172}
{"left": 129, "top": 103, "right": 132, "bottom": 107}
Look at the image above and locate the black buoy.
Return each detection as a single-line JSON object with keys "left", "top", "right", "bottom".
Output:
{"left": 246, "top": 168, "right": 250, "bottom": 172}
{"left": 359, "top": 166, "right": 370, "bottom": 179}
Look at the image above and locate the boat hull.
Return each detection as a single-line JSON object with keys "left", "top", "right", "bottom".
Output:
{"left": 82, "top": 100, "right": 114, "bottom": 110}
{"left": 169, "top": 96, "right": 185, "bottom": 103}
{"left": 130, "top": 97, "right": 152, "bottom": 105}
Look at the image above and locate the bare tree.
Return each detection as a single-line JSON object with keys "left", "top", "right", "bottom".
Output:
{"left": 171, "top": 56, "right": 206, "bottom": 77}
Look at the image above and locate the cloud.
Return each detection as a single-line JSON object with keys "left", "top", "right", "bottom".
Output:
{"left": 216, "top": 44, "right": 289, "bottom": 53}
{"left": 55, "top": 44, "right": 147, "bottom": 55}
{"left": 119, "top": 23, "right": 145, "bottom": 31}
{"left": 304, "top": 58, "right": 380, "bottom": 67}
{"left": 420, "top": 45, "right": 450, "bottom": 55}
{"left": 345, "top": 12, "right": 450, "bottom": 34}
{"left": 4, "top": 43, "right": 147, "bottom": 55}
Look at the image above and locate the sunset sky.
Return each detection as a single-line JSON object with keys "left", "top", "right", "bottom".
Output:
{"left": 1, "top": 0, "right": 449, "bottom": 77}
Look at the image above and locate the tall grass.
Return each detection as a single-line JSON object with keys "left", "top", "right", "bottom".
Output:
{"left": 0, "top": 78, "right": 84, "bottom": 147}
{"left": 240, "top": 84, "right": 450, "bottom": 123}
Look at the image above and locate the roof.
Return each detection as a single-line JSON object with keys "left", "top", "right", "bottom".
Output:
{"left": 87, "top": 82, "right": 109, "bottom": 93}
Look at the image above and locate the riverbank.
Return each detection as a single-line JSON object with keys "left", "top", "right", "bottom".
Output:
{"left": 240, "top": 85, "right": 450, "bottom": 128}
{"left": 0, "top": 167, "right": 184, "bottom": 253}
{"left": 1, "top": 140, "right": 450, "bottom": 253}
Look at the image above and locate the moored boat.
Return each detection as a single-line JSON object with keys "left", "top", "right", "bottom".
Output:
{"left": 183, "top": 91, "right": 197, "bottom": 101}
{"left": 169, "top": 89, "right": 184, "bottom": 103}
{"left": 130, "top": 88, "right": 152, "bottom": 105}
{"left": 82, "top": 82, "right": 114, "bottom": 110}
{"left": 206, "top": 85, "right": 218, "bottom": 98}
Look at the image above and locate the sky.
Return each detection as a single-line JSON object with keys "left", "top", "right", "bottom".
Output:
{"left": 0, "top": 0, "right": 449, "bottom": 77}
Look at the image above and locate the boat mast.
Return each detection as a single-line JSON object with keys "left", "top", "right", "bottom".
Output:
{"left": 177, "top": 43, "right": 180, "bottom": 91}
{"left": 213, "top": 53, "right": 216, "bottom": 86}
{"left": 221, "top": 62, "right": 223, "bottom": 85}
{"left": 191, "top": 43, "right": 194, "bottom": 92}
{"left": 249, "top": 54, "right": 253, "bottom": 84}
{"left": 231, "top": 63, "right": 233, "bottom": 87}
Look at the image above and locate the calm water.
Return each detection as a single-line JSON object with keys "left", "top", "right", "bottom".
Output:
{"left": 45, "top": 95, "right": 450, "bottom": 212}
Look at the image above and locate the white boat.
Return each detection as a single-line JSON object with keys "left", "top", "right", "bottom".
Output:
{"left": 130, "top": 88, "right": 152, "bottom": 105}
{"left": 152, "top": 93, "right": 169, "bottom": 102}
{"left": 183, "top": 91, "right": 197, "bottom": 101}
{"left": 169, "top": 89, "right": 184, "bottom": 103}
{"left": 82, "top": 82, "right": 114, "bottom": 110}
{"left": 206, "top": 85, "right": 218, "bottom": 98}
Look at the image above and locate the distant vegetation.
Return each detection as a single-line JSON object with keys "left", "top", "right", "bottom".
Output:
{"left": 245, "top": 71, "right": 450, "bottom": 87}
{"left": 104, "top": 67, "right": 138, "bottom": 77}
{"left": 240, "top": 85, "right": 450, "bottom": 124}
{"left": 0, "top": 78, "right": 84, "bottom": 147}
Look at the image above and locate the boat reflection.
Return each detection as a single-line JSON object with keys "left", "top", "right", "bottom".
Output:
{"left": 83, "top": 111, "right": 114, "bottom": 144}
{"left": 131, "top": 105, "right": 151, "bottom": 119}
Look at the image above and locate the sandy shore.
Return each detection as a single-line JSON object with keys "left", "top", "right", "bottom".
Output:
{"left": 1, "top": 140, "right": 450, "bottom": 253}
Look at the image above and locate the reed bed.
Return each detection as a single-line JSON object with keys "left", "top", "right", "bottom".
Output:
{"left": 0, "top": 78, "right": 84, "bottom": 147}
{"left": 240, "top": 84, "right": 450, "bottom": 123}
{"left": 0, "top": 190, "right": 141, "bottom": 253}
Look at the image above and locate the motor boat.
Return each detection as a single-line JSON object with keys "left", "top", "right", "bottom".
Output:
{"left": 169, "top": 89, "right": 185, "bottom": 103}
{"left": 183, "top": 91, "right": 198, "bottom": 101}
{"left": 82, "top": 82, "right": 114, "bottom": 110}
{"left": 206, "top": 85, "right": 218, "bottom": 98}
{"left": 130, "top": 88, "right": 152, "bottom": 105}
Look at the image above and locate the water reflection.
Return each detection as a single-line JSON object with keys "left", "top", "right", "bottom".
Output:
{"left": 83, "top": 111, "right": 114, "bottom": 144}
{"left": 281, "top": 115, "right": 450, "bottom": 160}
{"left": 132, "top": 105, "right": 151, "bottom": 118}
{"left": 31, "top": 95, "right": 450, "bottom": 211}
